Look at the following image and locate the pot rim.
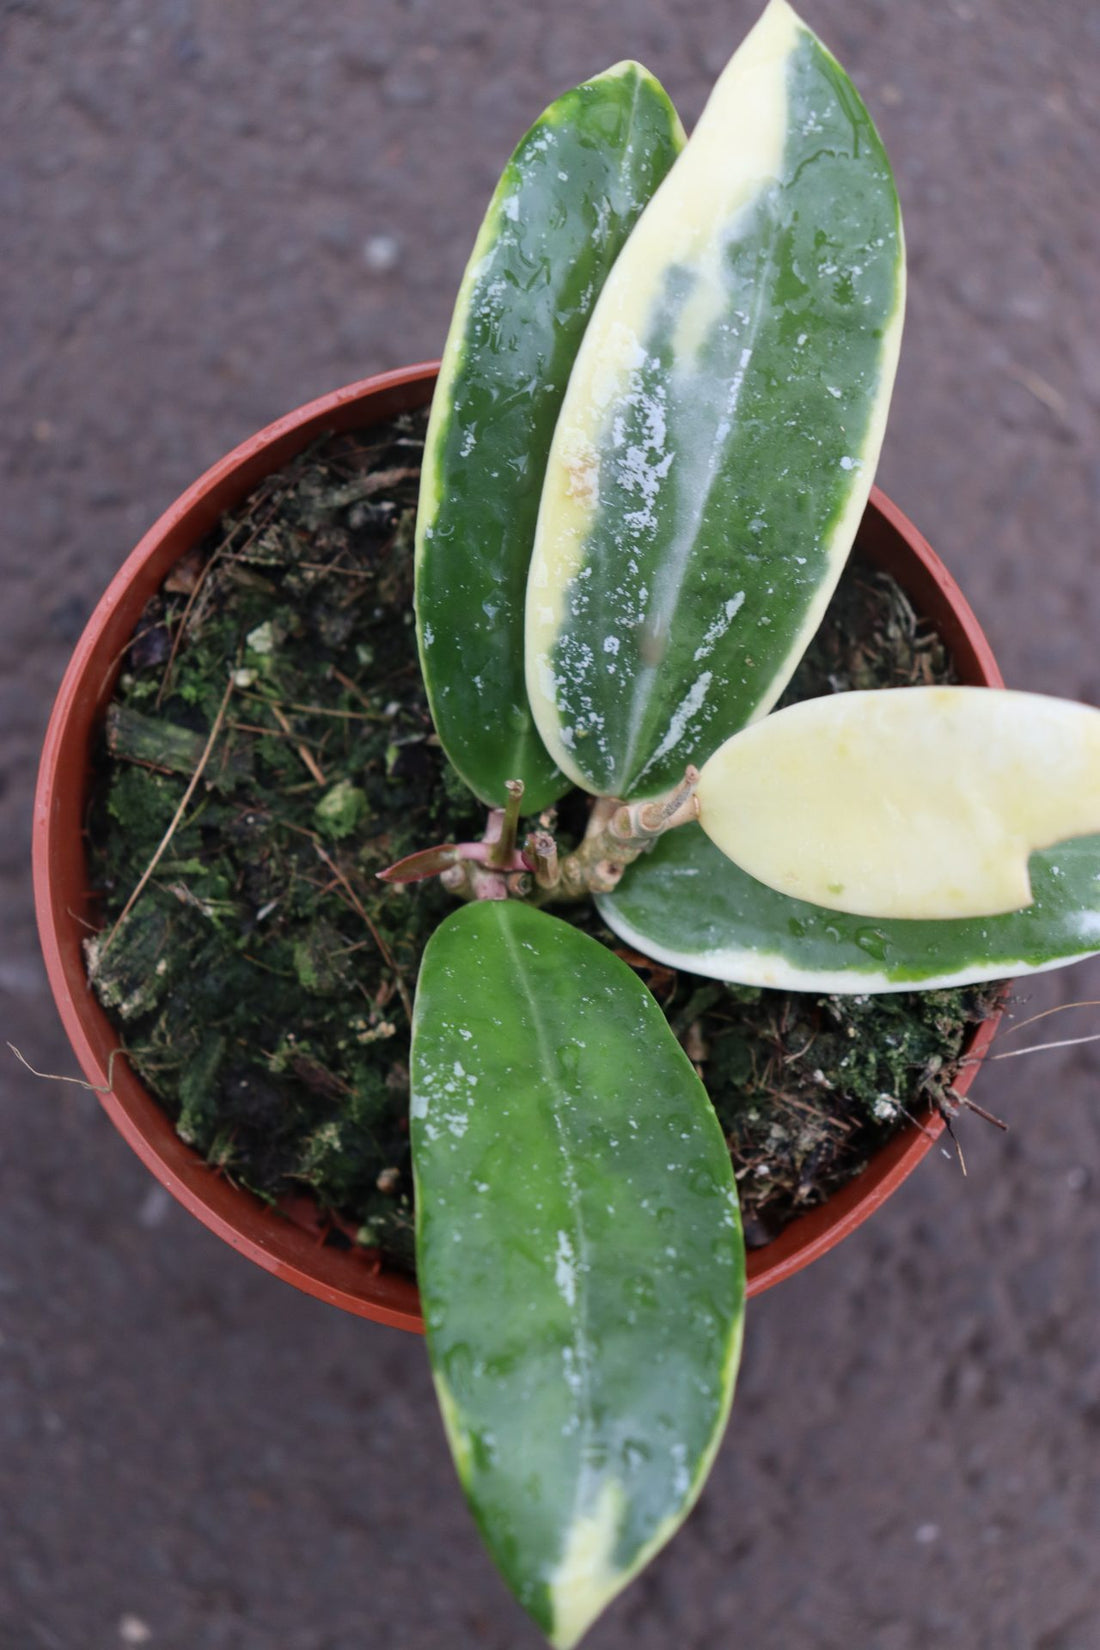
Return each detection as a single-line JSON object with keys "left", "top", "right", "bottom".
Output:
{"left": 33, "top": 364, "right": 1005, "bottom": 1334}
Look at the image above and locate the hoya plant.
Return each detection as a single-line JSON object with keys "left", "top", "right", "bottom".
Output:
{"left": 377, "top": 3, "right": 1100, "bottom": 1643}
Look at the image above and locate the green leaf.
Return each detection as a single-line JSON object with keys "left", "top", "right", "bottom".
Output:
{"left": 598, "top": 821, "right": 1100, "bottom": 994}
{"left": 411, "top": 902, "right": 744, "bottom": 1648}
{"left": 526, "top": 0, "right": 905, "bottom": 798}
{"left": 416, "top": 64, "right": 685, "bottom": 814}
{"left": 695, "top": 687, "right": 1100, "bottom": 919}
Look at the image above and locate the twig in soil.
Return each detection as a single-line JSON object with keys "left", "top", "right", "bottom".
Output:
{"left": 246, "top": 699, "right": 378, "bottom": 722}
{"left": 239, "top": 952, "right": 298, "bottom": 979}
{"left": 155, "top": 548, "right": 224, "bottom": 706}
{"left": 312, "top": 841, "right": 413, "bottom": 1022}
{"left": 104, "top": 620, "right": 176, "bottom": 682}
{"left": 353, "top": 463, "right": 421, "bottom": 495}
{"left": 329, "top": 665, "right": 375, "bottom": 710}
{"left": 92, "top": 676, "right": 235, "bottom": 966}
{"left": 782, "top": 1032, "right": 818, "bottom": 1066}
{"left": 295, "top": 561, "right": 374, "bottom": 578}
{"left": 156, "top": 492, "right": 280, "bottom": 705}
{"left": 270, "top": 704, "right": 327, "bottom": 784}
{"left": 764, "top": 1088, "right": 854, "bottom": 1134}
{"left": 227, "top": 719, "right": 289, "bottom": 737}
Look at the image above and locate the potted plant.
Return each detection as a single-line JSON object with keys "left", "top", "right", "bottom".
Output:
{"left": 33, "top": 3, "right": 1100, "bottom": 1645}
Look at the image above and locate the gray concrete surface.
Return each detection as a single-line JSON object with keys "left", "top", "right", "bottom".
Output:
{"left": 3, "top": 2, "right": 1099, "bottom": 1646}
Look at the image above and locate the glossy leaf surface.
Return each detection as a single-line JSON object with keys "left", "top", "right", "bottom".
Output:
{"left": 526, "top": 0, "right": 905, "bottom": 799}
{"left": 411, "top": 902, "right": 744, "bottom": 1647}
{"left": 696, "top": 688, "right": 1100, "bottom": 919}
{"left": 416, "top": 65, "right": 685, "bottom": 813}
{"left": 598, "top": 821, "right": 1100, "bottom": 994}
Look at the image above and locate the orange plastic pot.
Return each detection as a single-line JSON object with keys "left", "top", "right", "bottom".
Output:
{"left": 34, "top": 364, "right": 1004, "bottom": 1333}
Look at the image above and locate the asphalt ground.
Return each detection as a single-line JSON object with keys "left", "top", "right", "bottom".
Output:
{"left": 2, "top": 3, "right": 1099, "bottom": 1646}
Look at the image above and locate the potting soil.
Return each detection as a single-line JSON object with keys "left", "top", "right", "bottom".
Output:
{"left": 85, "top": 408, "right": 1001, "bottom": 1268}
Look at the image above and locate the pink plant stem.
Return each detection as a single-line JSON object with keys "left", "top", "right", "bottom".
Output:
{"left": 456, "top": 840, "right": 532, "bottom": 873}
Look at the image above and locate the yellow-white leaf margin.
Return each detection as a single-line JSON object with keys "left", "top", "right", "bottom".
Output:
{"left": 428, "top": 1195, "right": 744, "bottom": 1650}
{"left": 547, "top": 1317, "right": 744, "bottom": 1648}
{"left": 433, "top": 1332, "right": 744, "bottom": 1650}
{"left": 595, "top": 892, "right": 1100, "bottom": 997}
{"left": 525, "top": 0, "right": 906, "bottom": 794}
{"left": 416, "top": 58, "right": 682, "bottom": 539}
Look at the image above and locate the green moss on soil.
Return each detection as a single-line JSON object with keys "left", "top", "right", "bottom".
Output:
{"left": 86, "top": 409, "right": 1001, "bottom": 1269}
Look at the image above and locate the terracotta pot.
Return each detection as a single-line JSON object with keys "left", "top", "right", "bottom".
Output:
{"left": 34, "top": 364, "right": 1004, "bottom": 1334}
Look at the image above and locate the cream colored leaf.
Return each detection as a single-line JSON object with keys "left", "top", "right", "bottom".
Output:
{"left": 695, "top": 688, "right": 1100, "bottom": 920}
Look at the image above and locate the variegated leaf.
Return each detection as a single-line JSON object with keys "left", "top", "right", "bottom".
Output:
{"left": 416, "top": 63, "right": 685, "bottom": 814}
{"left": 598, "top": 820, "right": 1100, "bottom": 995}
{"left": 526, "top": 0, "right": 905, "bottom": 799}
{"left": 694, "top": 687, "right": 1100, "bottom": 920}
{"left": 411, "top": 901, "right": 744, "bottom": 1647}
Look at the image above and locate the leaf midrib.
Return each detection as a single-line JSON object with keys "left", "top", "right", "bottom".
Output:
{"left": 495, "top": 66, "right": 661, "bottom": 797}
{"left": 497, "top": 913, "right": 600, "bottom": 1555}
{"left": 621, "top": 199, "right": 782, "bottom": 791}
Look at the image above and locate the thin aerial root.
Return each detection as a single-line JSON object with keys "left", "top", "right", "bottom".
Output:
{"left": 9, "top": 1042, "right": 125, "bottom": 1094}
